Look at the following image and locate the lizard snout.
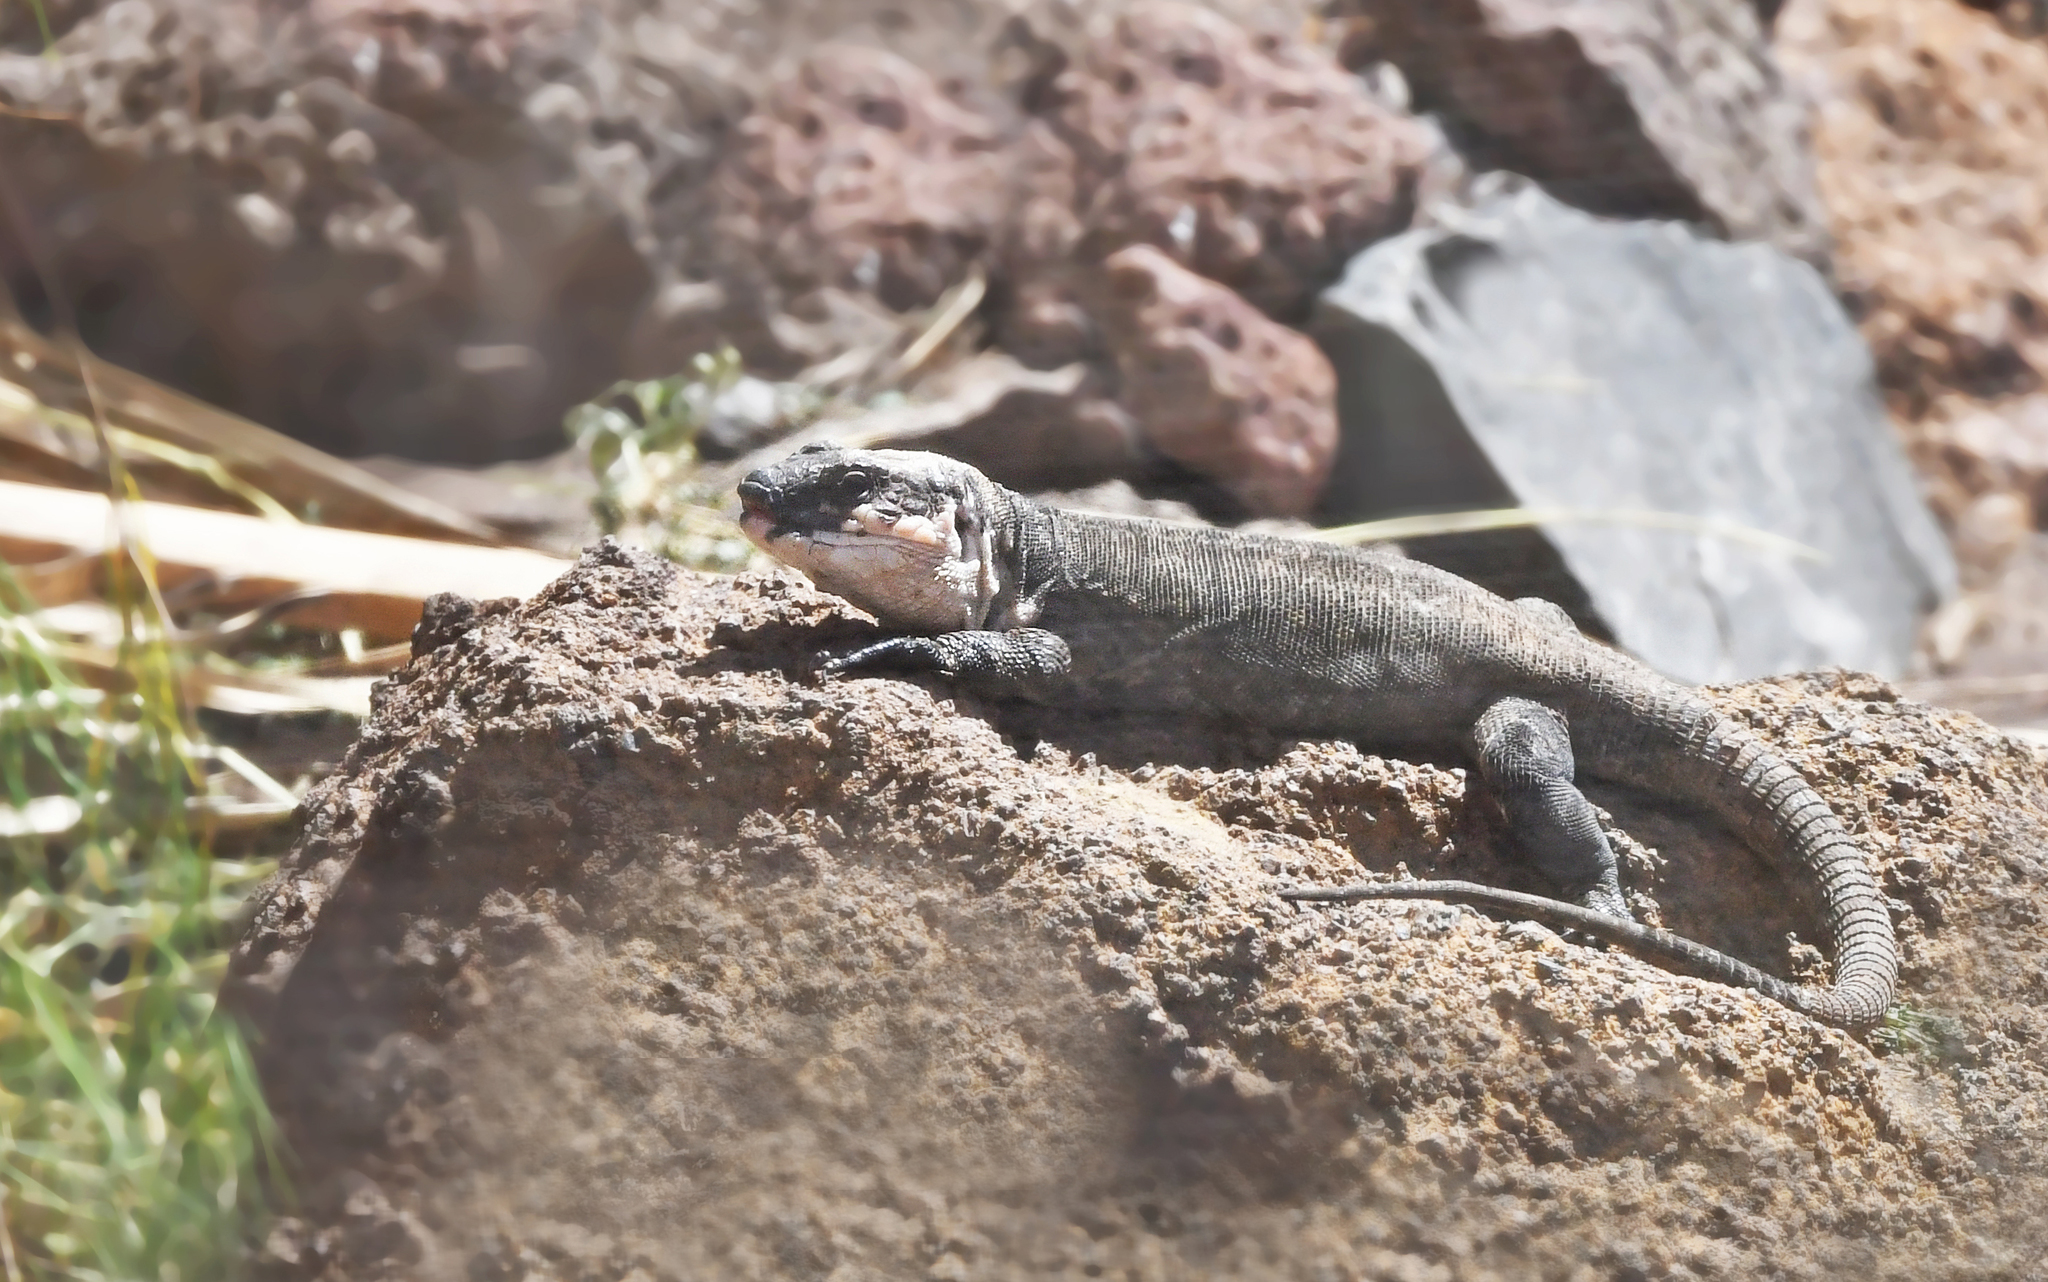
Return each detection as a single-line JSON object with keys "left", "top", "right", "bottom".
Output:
{"left": 737, "top": 473, "right": 775, "bottom": 517}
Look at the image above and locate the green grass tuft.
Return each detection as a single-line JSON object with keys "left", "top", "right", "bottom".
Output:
{"left": 567, "top": 346, "right": 809, "bottom": 572}
{"left": 1, "top": 560, "right": 278, "bottom": 1281}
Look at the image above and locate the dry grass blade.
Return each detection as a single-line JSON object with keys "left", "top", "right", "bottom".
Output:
{"left": 0, "top": 379, "right": 298, "bottom": 522}
{"left": 299, "top": 642, "right": 412, "bottom": 678}
{"left": 0, "top": 315, "right": 497, "bottom": 542}
{"left": 870, "top": 265, "right": 987, "bottom": 393}
{"left": 0, "top": 554, "right": 96, "bottom": 610}
{"left": 191, "top": 669, "right": 375, "bottom": 719}
{"left": 185, "top": 797, "right": 300, "bottom": 832}
{"left": 0, "top": 478, "right": 569, "bottom": 645}
{"left": 204, "top": 745, "right": 298, "bottom": 809}
{"left": 1312, "top": 505, "right": 1828, "bottom": 563}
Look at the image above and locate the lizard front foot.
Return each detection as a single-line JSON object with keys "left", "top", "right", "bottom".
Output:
{"left": 818, "top": 629, "right": 1073, "bottom": 701}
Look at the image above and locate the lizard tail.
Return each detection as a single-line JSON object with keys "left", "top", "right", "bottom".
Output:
{"left": 1283, "top": 688, "right": 1900, "bottom": 1029}
{"left": 1280, "top": 880, "right": 1821, "bottom": 1019}
{"left": 1572, "top": 687, "right": 1899, "bottom": 1028}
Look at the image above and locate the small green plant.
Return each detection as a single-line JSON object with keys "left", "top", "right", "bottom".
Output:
{"left": 0, "top": 560, "right": 279, "bottom": 1281}
{"left": 1872, "top": 1003, "right": 1969, "bottom": 1063}
{"left": 567, "top": 347, "right": 810, "bottom": 572}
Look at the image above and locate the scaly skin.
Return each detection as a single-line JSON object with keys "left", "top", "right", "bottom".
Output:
{"left": 736, "top": 444, "right": 1899, "bottom": 1028}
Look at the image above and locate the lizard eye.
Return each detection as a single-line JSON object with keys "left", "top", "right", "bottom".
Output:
{"left": 835, "top": 470, "right": 871, "bottom": 502}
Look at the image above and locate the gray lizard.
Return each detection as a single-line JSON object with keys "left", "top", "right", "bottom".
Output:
{"left": 736, "top": 444, "right": 1899, "bottom": 1028}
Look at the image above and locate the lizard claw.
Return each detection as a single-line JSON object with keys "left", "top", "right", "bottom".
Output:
{"left": 821, "top": 636, "right": 942, "bottom": 677}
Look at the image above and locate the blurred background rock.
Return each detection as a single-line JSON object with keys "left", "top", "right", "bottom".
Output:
{"left": 1, "top": 0, "right": 2044, "bottom": 697}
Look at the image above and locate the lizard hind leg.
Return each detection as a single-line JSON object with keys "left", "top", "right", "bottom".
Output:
{"left": 1470, "top": 697, "right": 1630, "bottom": 919}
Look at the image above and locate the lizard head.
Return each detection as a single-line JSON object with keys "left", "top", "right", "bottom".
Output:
{"left": 737, "top": 444, "right": 1007, "bottom": 631}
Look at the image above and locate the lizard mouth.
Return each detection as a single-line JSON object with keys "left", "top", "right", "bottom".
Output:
{"left": 736, "top": 480, "right": 778, "bottom": 532}
{"left": 739, "top": 492, "right": 950, "bottom": 557}
{"left": 736, "top": 466, "right": 954, "bottom": 554}
{"left": 737, "top": 503, "right": 783, "bottom": 545}
{"left": 737, "top": 480, "right": 822, "bottom": 549}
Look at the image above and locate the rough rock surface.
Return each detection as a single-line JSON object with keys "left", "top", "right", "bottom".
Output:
{"left": 1312, "top": 182, "right": 1954, "bottom": 685}
{"left": 688, "top": 43, "right": 1058, "bottom": 372}
{"left": 1780, "top": 0, "right": 2048, "bottom": 423}
{"left": 1342, "top": 0, "right": 1828, "bottom": 263}
{"left": 0, "top": 0, "right": 700, "bottom": 459}
{"left": 235, "top": 543, "right": 2048, "bottom": 1280}
{"left": 1030, "top": 1, "right": 1434, "bottom": 324}
{"left": 1096, "top": 244, "right": 1338, "bottom": 517}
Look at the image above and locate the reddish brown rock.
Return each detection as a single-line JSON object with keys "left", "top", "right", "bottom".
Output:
{"left": 1097, "top": 243, "right": 1337, "bottom": 517}
{"left": 1039, "top": 1, "right": 1432, "bottom": 321}
{"left": 696, "top": 8, "right": 1413, "bottom": 504}
{"left": 704, "top": 44, "right": 1048, "bottom": 361}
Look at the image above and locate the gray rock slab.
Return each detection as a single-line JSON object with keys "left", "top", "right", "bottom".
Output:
{"left": 1311, "top": 183, "right": 1955, "bottom": 684}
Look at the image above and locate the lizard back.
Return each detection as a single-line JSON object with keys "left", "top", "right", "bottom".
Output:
{"left": 1032, "top": 506, "right": 1611, "bottom": 749}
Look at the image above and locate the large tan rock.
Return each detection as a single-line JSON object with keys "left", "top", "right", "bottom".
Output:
{"left": 1779, "top": 0, "right": 2048, "bottom": 421}
{"left": 237, "top": 544, "right": 2048, "bottom": 1280}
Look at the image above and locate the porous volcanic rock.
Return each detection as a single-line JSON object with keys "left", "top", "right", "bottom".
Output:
{"left": 1779, "top": 0, "right": 2048, "bottom": 421}
{"left": 694, "top": 44, "right": 1062, "bottom": 370}
{"left": 1032, "top": 0, "right": 1434, "bottom": 323}
{"left": 692, "top": 3, "right": 1426, "bottom": 504}
{"left": 0, "top": 0, "right": 700, "bottom": 459}
{"left": 1343, "top": 0, "right": 1828, "bottom": 263}
{"left": 1096, "top": 244, "right": 1338, "bottom": 517}
{"left": 235, "top": 543, "right": 2048, "bottom": 1280}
